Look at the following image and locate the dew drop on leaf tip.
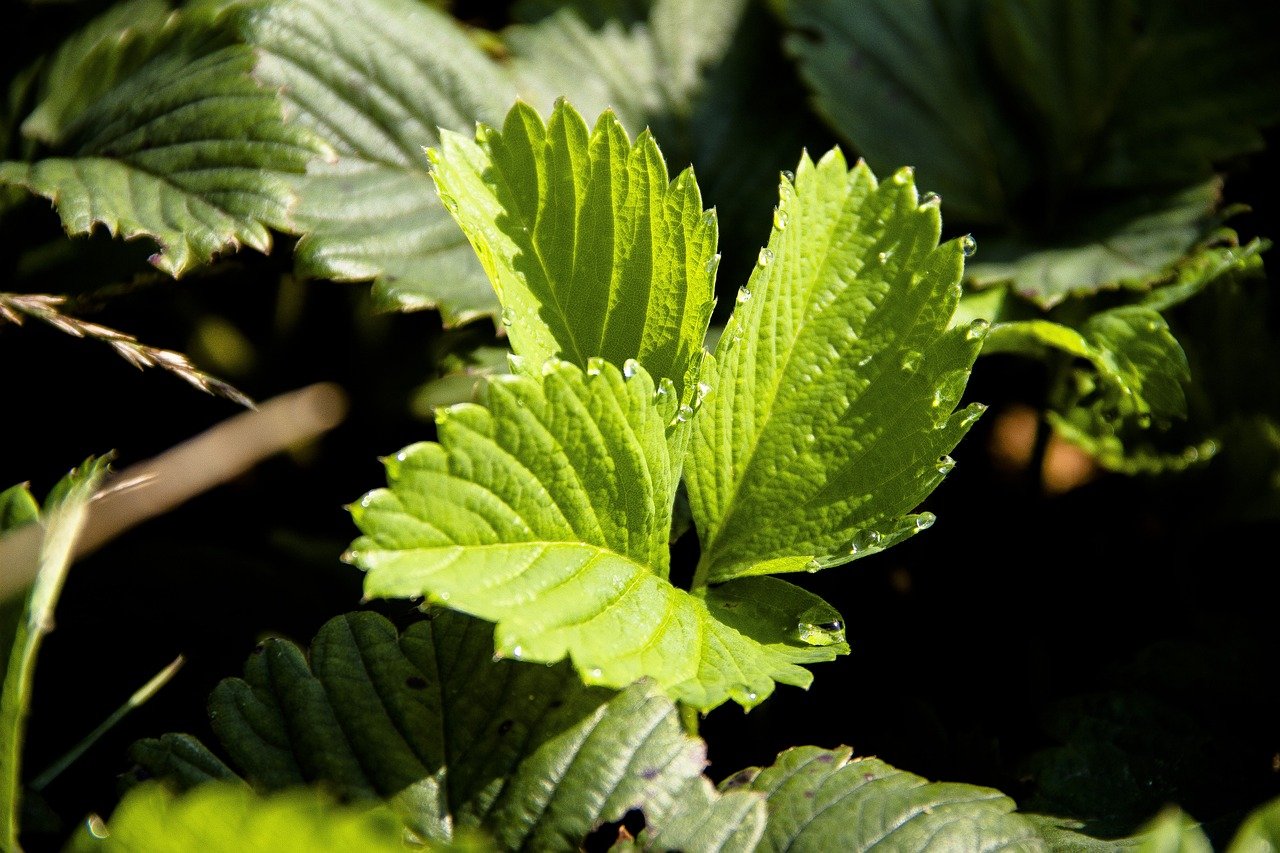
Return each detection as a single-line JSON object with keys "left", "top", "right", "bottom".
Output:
{"left": 586, "top": 356, "right": 605, "bottom": 376}
{"left": 920, "top": 191, "right": 941, "bottom": 207}
{"left": 966, "top": 318, "right": 990, "bottom": 340}
{"left": 623, "top": 358, "right": 640, "bottom": 379}
{"left": 736, "top": 286, "right": 752, "bottom": 304}
{"left": 757, "top": 248, "right": 774, "bottom": 267}
{"left": 936, "top": 455, "right": 956, "bottom": 475}
{"left": 773, "top": 208, "right": 788, "bottom": 230}
{"left": 960, "top": 234, "right": 978, "bottom": 257}
{"left": 500, "top": 306, "right": 514, "bottom": 327}
{"left": 796, "top": 620, "right": 845, "bottom": 646}
{"left": 781, "top": 169, "right": 796, "bottom": 183}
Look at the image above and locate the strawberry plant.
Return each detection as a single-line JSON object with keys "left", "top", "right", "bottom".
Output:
{"left": 1, "top": 1, "right": 1279, "bottom": 850}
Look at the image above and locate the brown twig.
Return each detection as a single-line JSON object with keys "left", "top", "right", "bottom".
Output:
{"left": 0, "top": 291, "right": 254, "bottom": 408}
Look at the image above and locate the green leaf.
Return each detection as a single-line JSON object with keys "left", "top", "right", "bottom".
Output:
{"left": 1130, "top": 809, "right": 1211, "bottom": 853}
{"left": 687, "top": 152, "right": 984, "bottom": 583}
{"left": 987, "top": 305, "right": 1188, "bottom": 422}
{"left": 239, "top": 0, "right": 518, "bottom": 321}
{"left": 0, "top": 5, "right": 322, "bottom": 276}
{"left": 0, "top": 485, "right": 38, "bottom": 535}
{"left": 69, "top": 783, "right": 426, "bottom": 852}
{"left": 0, "top": 457, "right": 108, "bottom": 849}
{"left": 1229, "top": 796, "right": 1280, "bottom": 852}
{"left": 509, "top": 0, "right": 822, "bottom": 279}
{"left": 783, "top": 0, "right": 1021, "bottom": 226}
{"left": 135, "top": 611, "right": 766, "bottom": 849}
{"left": 722, "top": 746, "right": 1046, "bottom": 851}
{"left": 782, "top": 0, "right": 1280, "bottom": 304}
{"left": 349, "top": 359, "right": 844, "bottom": 710}
{"left": 429, "top": 99, "right": 717, "bottom": 400}
{"left": 967, "top": 182, "right": 1219, "bottom": 310}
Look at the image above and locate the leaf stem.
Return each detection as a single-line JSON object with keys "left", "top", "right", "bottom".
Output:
{"left": 678, "top": 702, "right": 700, "bottom": 737}
{"left": 30, "top": 655, "right": 185, "bottom": 792}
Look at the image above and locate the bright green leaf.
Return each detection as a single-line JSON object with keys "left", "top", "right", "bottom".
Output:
{"left": 429, "top": 99, "right": 717, "bottom": 400}
{"left": 688, "top": 152, "right": 984, "bottom": 583}
{"left": 348, "top": 360, "right": 844, "bottom": 709}
{"left": 239, "top": 0, "right": 518, "bottom": 321}
{"left": 0, "top": 5, "right": 322, "bottom": 276}
{"left": 508, "top": 0, "right": 815, "bottom": 267}
{"left": 0, "top": 457, "right": 108, "bottom": 850}
{"left": 1229, "top": 795, "right": 1280, "bottom": 852}
{"left": 69, "top": 783, "right": 425, "bottom": 852}
{"left": 0, "top": 486, "right": 38, "bottom": 535}
{"left": 1130, "top": 808, "right": 1211, "bottom": 853}
{"left": 135, "top": 611, "right": 765, "bottom": 849}
{"left": 724, "top": 746, "right": 1046, "bottom": 852}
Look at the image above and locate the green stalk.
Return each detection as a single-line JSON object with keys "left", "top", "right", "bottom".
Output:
{"left": 31, "top": 655, "right": 184, "bottom": 792}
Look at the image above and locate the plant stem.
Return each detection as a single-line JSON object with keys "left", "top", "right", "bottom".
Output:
{"left": 678, "top": 702, "right": 700, "bottom": 737}
{"left": 30, "top": 656, "right": 184, "bottom": 792}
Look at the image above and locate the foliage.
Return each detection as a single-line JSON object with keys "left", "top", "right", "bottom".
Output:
{"left": 0, "top": 1, "right": 1277, "bottom": 851}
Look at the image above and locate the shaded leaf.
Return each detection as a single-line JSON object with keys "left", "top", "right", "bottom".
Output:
{"left": 240, "top": 0, "right": 518, "bottom": 321}
{"left": 688, "top": 152, "right": 984, "bottom": 583}
{"left": 430, "top": 99, "right": 716, "bottom": 400}
{"left": 967, "top": 182, "right": 1219, "bottom": 309}
{"left": 135, "top": 610, "right": 765, "bottom": 849}
{"left": 349, "top": 360, "right": 844, "bottom": 710}
{"left": 782, "top": 0, "right": 1280, "bottom": 303}
{"left": 724, "top": 746, "right": 1045, "bottom": 852}
{"left": 0, "top": 5, "right": 322, "bottom": 275}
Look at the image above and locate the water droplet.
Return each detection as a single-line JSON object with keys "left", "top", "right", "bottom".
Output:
{"left": 757, "top": 248, "right": 775, "bottom": 267}
{"left": 673, "top": 404, "right": 695, "bottom": 424}
{"left": 773, "top": 208, "right": 789, "bottom": 230}
{"left": 878, "top": 250, "right": 892, "bottom": 264}
{"left": 782, "top": 169, "right": 796, "bottom": 183}
{"left": 736, "top": 286, "right": 752, "bottom": 304}
{"left": 86, "top": 816, "right": 109, "bottom": 840}
{"left": 589, "top": 668, "right": 603, "bottom": 679}
{"left": 655, "top": 379, "right": 673, "bottom": 400}
{"left": 695, "top": 381, "right": 713, "bottom": 405}
{"left": 920, "top": 191, "right": 941, "bottom": 207}
{"left": 900, "top": 350, "right": 922, "bottom": 372}
{"left": 499, "top": 307, "right": 515, "bottom": 327}
{"left": 931, "top": 389, "right": 945, "bottom": 408}
{"left": 966, "top": 318, "right": 990, "bottom": 341}
{"left": 857, "top": 354, "right": 873, "bottom": 367}
{"left": 702, "top": 211, "right": 716, "bottom": 228}
{"left": 705, "top": 252, "right": 722, "bottom": 276}
{"left": 1137, "top": 413, "right": 1152, "bottom": 429}
{"left": 511, "top": 645, "right": 524, "bottom": 659}
{"left": 797, "top": 620, "right": 846, "bottom": 646}
{"left": 622, "top": 359, "right": 641, "bottom": 379}
{"left": 541, "top": 357, "right": 566, "bottom": 376}
{"left": 915, "top": 512, "right": 936, "bottom": 531}
{"left": 586, "top": 356, "right": 605, "bottom": 376}
{"left": 959, "top": 403, "right": 987, "bottom": 428}
{"left": 960, "top": 234, "right": 978, "bottom": 257}
{"left": 474, "top": 124, "right": 490, "bottom": 143}
{"left": 936, "top": 455, "right": 956, "bottom": 475}
{"left": 892, "top": 167, "right": 913, "bottom": 186}
{"left": 805, "top": 432, "right": 816, "bottom": 443}
{"left": 850, "top": 528, "right": 882, "bottom": 554}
